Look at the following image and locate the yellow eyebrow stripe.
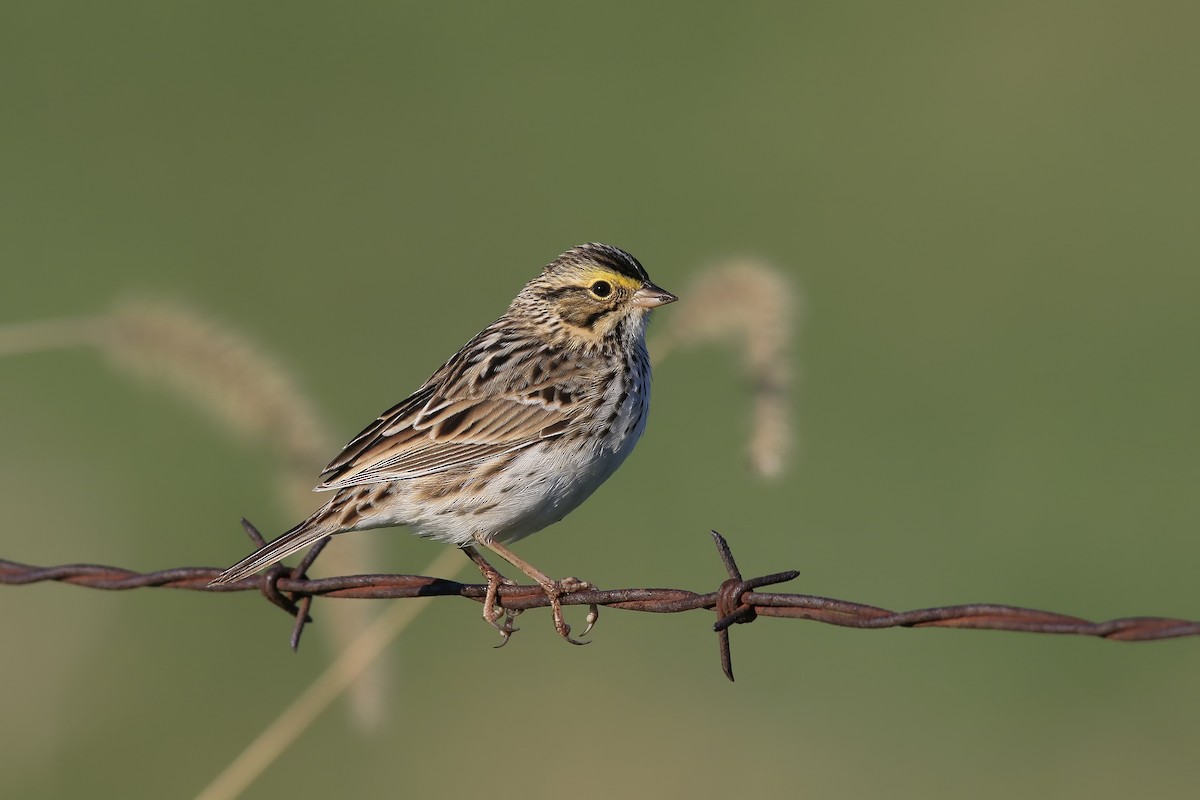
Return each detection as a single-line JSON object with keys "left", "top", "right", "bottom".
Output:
{"left": 579, "top": 267, "right": 642, "bottom": 292}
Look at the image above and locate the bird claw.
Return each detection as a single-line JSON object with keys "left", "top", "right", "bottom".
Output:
{"left": 554, "top": 614, "right": 590, "bottom": 646}
{"left": 491, "top": 608, "right": 522, "bottom": 648}
{"left": 580, "top": 603, "right": 600, "bottom": 638}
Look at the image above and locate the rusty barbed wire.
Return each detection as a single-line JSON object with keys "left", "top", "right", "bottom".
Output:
{"left": 3, "top": 531, "right": 1197, "bottom": 681}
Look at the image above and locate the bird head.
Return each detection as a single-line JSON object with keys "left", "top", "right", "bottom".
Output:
{"left": 518, "top": 243, "right": 677, "bottom": 350}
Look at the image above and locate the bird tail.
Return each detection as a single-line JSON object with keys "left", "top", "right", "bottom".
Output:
{"left": 209, "top": 513, "right": 334, "bottom": 586}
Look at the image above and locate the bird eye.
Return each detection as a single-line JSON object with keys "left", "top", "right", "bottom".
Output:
{"left": 590, "top": 280, "right": 612, "bottom": 298}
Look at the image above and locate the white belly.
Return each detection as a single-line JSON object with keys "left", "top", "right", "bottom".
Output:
{"left": 401, "top": 383, "right": 649, "bottom": 547}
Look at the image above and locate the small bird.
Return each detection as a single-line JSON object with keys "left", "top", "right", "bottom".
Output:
{"left": 210, "top": 243, "right": 677, "bottom": 644}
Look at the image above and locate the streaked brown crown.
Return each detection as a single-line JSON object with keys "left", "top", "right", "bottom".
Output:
{"left": 544, "top": 243, "right": 651, "bottom": 284}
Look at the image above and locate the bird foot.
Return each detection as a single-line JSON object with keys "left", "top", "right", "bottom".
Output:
{"left": 478, "top": 564, "right": 522, "bottom": 646}
{"left": 543, "top": 577, "right": 598, "bottom": 645}
{"left": 466, "top": 544, "right": 599, "bottom": 644}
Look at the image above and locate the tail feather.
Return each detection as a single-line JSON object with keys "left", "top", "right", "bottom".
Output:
{"left": 209, "top": 517, "right": 332, "bottom": 586}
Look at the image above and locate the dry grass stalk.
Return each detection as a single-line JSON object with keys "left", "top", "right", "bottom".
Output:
{"left": 100, "top": 298, "right": 333, "bottom": 468}
{"left": 650, "top": 260, "right": 798, "bottom": 478}
{"left": 0, "top": 298, "right": 333, "bottom": 473}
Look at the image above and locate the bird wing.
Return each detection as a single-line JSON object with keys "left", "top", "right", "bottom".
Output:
{"left": 315, "top": 340, "right": 582, "bottom": 491}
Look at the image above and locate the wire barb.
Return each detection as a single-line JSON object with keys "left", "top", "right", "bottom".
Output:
{"left": 710, "top": 530, "right": 800, "bottom": 680}
{"left": 3, "top": 532, "right": 1198, "bottom": 679}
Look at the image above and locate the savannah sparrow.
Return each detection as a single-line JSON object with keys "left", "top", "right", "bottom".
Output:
{"left": 210, "top": 243, "right": 676, "bottom": 644}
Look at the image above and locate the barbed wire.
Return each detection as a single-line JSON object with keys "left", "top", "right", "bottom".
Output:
{"left": 3, "top": 531, "right": 1197, "bottom": 680}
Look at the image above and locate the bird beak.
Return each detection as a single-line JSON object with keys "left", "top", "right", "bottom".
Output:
{"left": 632, "top": 281, "right": 678, "bottom": 308}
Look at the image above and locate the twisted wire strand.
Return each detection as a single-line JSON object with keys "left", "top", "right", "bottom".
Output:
{"left": 4, "top": 532, "right": 1196, "bottom": 680}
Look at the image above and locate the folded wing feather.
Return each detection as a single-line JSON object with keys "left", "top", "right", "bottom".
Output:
{"left": 316, "top": 385, "right": 576, "bottom": 491}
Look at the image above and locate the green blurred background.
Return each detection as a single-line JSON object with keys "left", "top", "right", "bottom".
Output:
{"left": 3, "top": 2, "right": 1199, "bottom": 798}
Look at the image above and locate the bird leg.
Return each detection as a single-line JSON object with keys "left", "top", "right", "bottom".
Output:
{"left": 479, "top": 539, "right": 597, "bottom": 646}
{"left": 462, "top": 545, "right": 521, "bottom": 646}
